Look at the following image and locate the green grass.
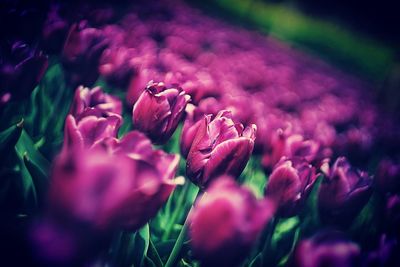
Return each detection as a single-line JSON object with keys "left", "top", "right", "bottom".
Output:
{"left": 214, "top": 0, "right": 396, "bottom": 83}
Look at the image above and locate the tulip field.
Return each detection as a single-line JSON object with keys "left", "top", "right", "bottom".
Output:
{"left": 1, "top": 1, "right": 399, "bottom": 267}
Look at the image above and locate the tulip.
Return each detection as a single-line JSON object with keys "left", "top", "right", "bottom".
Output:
{"left": 50, "top": 130, "right": 181, "bottom": 231}
{"left": 42, "top": 5, "right": 69, "bottom": 54}
{"left": 132, "top": 81, "right": 190, "bottom": 144}
{"left": 62, "top": 21, "right": 109, "bottom": 87}
{"left": 63, "top": 114, "right": 121, "bottom": 151}
{"left": 180, "top": 104, "right": 207, "bottom": 158}
{"left": 265, "top": 157, "right": 318, "bottom": 217}
{"left": 375, "top": 159, "right": 400, "bottom": 193}
{"left": 189, "top": 176, "right": 275, "bottom": 267}
{"left": 363, "top": 235, "right": 400, "bottom": 267}
{"left": 181, "top": 98, "right": 223, "bottom": 158}
{"left": 385, "top": 195, "right": 400, "bottom": 238}
{"left": 99, "top": 46, "right": 137, "bottom": 89}
{"left": 261, "top": 130, "right": 320, "bottom": 171}
{"left": 318, "top": 157, "right": 373, "bottom": 226}
{"left": 31, "top": 218, "right": 110, "bottom": 266}
{"left": 186, "top": 110, "right": 256, "bottom": 188}
{"left": 0, "top": 41, "right": 48, "bottom": 104}
{"left": 291, "top": 231, "right": 360, "bottom": 267}
{"left": 69, "top": 86, "right": 122, "bottom": 120}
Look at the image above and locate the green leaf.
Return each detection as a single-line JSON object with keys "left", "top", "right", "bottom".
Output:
{"left": 0, "top": 119, "right": 23, "bottom": 161}
{"left": 23, "top": 152, "right": 49, "bottom": 207}
{"left": 144, "top": 256, "right": 157, "bottom": 267}
{"left": 299, "top": 174, "right": 322, "bottom": 236}
{"left": 155, "top": 240, "right": 176, "bottom": 259}
{"left": 148, "top": 238, "right": 163, "bottom": 267}
{"left": 248, "top": 253, "right": 263, "bottom": 267}
{"left": 262, "top": 217, "right": 300, "bottom": 267}
{"left": 349, "top": 191, "right": 384, "bottom": 247}
{"left": 15, "top": 130, "right": 50, "bottom": 174}
{"left": 132, "top": 224, "right": 150, "bottom": 267}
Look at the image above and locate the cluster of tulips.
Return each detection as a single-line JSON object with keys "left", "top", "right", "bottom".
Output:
{"left": 1, "top": 0, "right": 400, "bottom": 267}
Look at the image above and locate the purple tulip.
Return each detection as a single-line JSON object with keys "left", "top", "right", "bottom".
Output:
{"left": 99, "top": 46, "right": 137, "bottom": 89}
{"left": 375, "top": 159, "right": 400, "bottom": 193}
{"left": 0, "top": 41, "right": 48, "bottom": 104}
{"left": 265, "top": 157, "right": 318, "bottom": 217}
{"left": 385, "top": 195, "right": 400, "bottom": 238}
{"left": 180, "top": 104, "right": 206, "bottom": 158}
{"left": 69, "top": 85, "right": 122, "bottom": 120}
{"left": 50, "top": 130, "right": 181, "bottom": 231}
{"left": 363, "top": 235, "right": 400, "bottom": 267}
{"left": 63, "top": 114, "right": 121, "bottom": 151}
{"left": 186, "top": 110, "right": 256, "bottom": 188}
{"left": 62, "top": 21, "right": 109, "bottom": 87}
{"left": 189, "top": 176, "right": 275, "bottom": 267}
{"left": 132, "top": 81, "right": 190, "bottom": 144}
{"left": 181, "top": 98, "right": 224, "bottom": 158}
{"left": 42, "top": 5, "right": 69, "bottom": 54}
{"left": 31, "top": 218, "right": 110, "bottom": 266}
{"left": 318, "top": 157, "right": 373, "bottom": 226}
{"left": 291, "top": 231, "right": 360, "bottom": 267}
{"left": 261, "top": 130, "right": 320, "bottom": 171}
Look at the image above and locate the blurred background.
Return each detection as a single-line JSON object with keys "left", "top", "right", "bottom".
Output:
{"left": 193, "top": 0, "right": 400, "bottom": 114}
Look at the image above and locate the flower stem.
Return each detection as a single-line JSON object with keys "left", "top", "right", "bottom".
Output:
{"left": 162, "top": 181, "right": 190, "bottom": 241}
{"left": 261, "top": 217, "right": 279, "bottom": 265}
{"left": 165, "top": 186, "right": 200, "bottom": 267}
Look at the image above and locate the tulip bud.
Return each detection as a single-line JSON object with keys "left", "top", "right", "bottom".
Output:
{"left": 69, "top": 86, "right": 122, "bottom": 120}
{"left": 186, "top": 110, "right": 256, "bottom": 188}
{"left": 62, "top": 21, "right": 109, "bottom": 87}
{"left": 132, "top": 81, "right": 190, "bottom": 144}
{"left": 265, "top": 157, "right": 317, "bottom": 217}
{"left": 0, "top": 41, "right": 48, "bottom": 103}
{"left": 50, "top": 131, "right": 181, "bottom": 231}
{"left": 318, "top": 157, "right": 373, "bottom": 226}
{"left": 375, "top": 159, "right": 400, "bottom": 193}
{"left": 291, "top": 231, "right": 360, "bottom": 267}
{"left": 189, "top": 176, "right": 275, "bottom": 267}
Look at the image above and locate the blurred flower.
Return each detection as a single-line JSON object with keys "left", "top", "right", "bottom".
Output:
{"left": 385, "top": 195, "right": 400, "bottom": 238}
{"left": 132, "top": 81, "right": 190, "bottom": 144}
{"left": 50, "top": 131, "right": 181, "bottom": 231}
{"left": 69, "top": 85, "right": 122, "bottom": 120}
{"left": 265, "top": 157, "right": 317, "bottom": 217}
{"left": 186, "top": 110, "right": 256, "bottom": 188}
{"left": 318, "top": 157, "right": 373, "bottom": 226}
{"left": 375, "top": 159, "right": 400, "bottom": 193}
{"left": 62, "top": 21, "right": 109, "bottom": 87}
{"left": 42, "top": 5, "right": 69, "bottom": 54}
{"left": 189, "top": 176, "right": 274, "bottom": 267}
{"left": 0, "top": 41, "right": 48, "bottom": 104}
{"left": 262, "top": 129, "right": 320, "bottom": 171}
{"left": 99, "top": 46, "right": 137, "bottom": 89}
{"left": 291, "top": 231, "right": 360, "bottom": 267}
{"left": 31, "top": 218, "right": 110, "bottom": 266}
{"left": 363, "top": 235, "right": 400, "bottom": 267}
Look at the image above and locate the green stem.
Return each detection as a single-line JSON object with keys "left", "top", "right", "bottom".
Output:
{"left": 162, "top": 182, "right": 190, "bottom": 241}
{"left": 261, "top": 217, "right": 279, "bottom": 265}
{"left": 165, "top": 187, "right": 200, "bottom": 267}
